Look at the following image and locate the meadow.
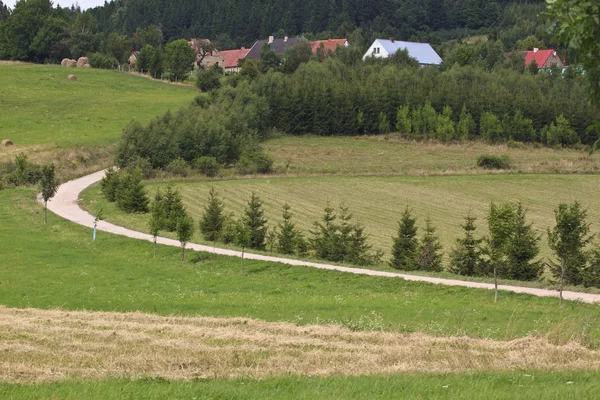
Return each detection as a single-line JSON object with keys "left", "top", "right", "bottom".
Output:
{"left": 0, "top": 63, "right": 196, "bottom": 148}
{"left": 3, "top": 189, "right": 600, "bottom": 345}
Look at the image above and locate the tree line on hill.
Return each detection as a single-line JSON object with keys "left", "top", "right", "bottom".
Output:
{"left": 0, "top": 0, "right": 552, "bottom": 66}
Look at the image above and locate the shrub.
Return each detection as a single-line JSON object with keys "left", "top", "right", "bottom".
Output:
{"left": 7, "top": 154, "right": 42, "bottom": 186}
{"left": 124, "top": 157, "right": 154, "bottom": 179}
{"left": 100, "top": 169, "right": 122, "bottom": 202}
{"left": 378, "top": 112, "right": 390, "bottom": 134}
{"left": 236, "top": 151, "right": 273, "bottom": 175}
{"left": 544, "top": 115, "right": 579, "bottom": 147}
{"left": 476, "top": 154, "right": 511, "bottom": 169}
{"left": 196, "top": 65, "right": 222, "bottom": 92}
{"left": 87, "top": 52, "right": 119, "bottom": 69}
{"left": 194, "top": 156, "right": 221, "bottom": 177}
{"left": 165, "top": 157, "right": 191, "bottom": 177}
{"left": 395, "top": 105, "right": 411, "bottom": 134}
{"left": 480, "top": 112, "right": 504, "bottom": 143}
{"left": 456, "top": 105, "right": 475, "bottom": 140}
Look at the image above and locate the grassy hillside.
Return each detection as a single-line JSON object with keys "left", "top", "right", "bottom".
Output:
{"left": 0, "top": 63, "right": 196, "bottom": 148}
{"left": 3, "top": 189, "right": 600, "bottom": 344}
{"left": 81, "top": 174, "right": 600, "bottom": 261}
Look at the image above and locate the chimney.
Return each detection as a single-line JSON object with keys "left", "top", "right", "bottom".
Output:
{"left": 389, "top": 37, "right": 394, "bottom": 43}
{"left": 533, "top": 48, "right": 539, "bottom": 53}
{"left": 241, "top": 46, "right": 245, "bottom": 50}
{"left": 284, "top": 36, "right": 288, "bottom": 42}
{"left": 268, "top": 36, "right": 274, "bottom": 44}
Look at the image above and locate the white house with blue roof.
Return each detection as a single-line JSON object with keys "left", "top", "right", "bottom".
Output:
{"left": 363, "top": 39, "right": 442, "bottom": 66}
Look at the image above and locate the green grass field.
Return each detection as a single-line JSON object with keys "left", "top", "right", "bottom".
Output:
{"left": 3, "top": 189, "right": 600, "bottom": 344}
{"left": 0, "top": 63, "right": 196, "bottom": 148}
{"left": 2, "top": 371, "right": 599, "bottom": 399}
{"left": 265, "top": 135, "right": 600, "bottom": 176}
{"left": 80, "top": 174, "right": 600, "bottom": 263}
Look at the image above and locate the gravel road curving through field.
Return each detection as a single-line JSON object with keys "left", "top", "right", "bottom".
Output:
{"left": 44, "top": 169, "right": 600, "bottom": 304}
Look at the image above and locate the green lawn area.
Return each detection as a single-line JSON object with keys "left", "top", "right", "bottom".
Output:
{"left": 80, "top": 174, "right": 600, "bottom": 261}
{"left": 0, "top": 63, "right": 196, "bottom": 148}
{"left": 2, "top": 371, "right": 599, "bottom": 399}
{"left": 264, "top": 134, "right": 600, "bottom": 176}
{"left": 3, "top": 188, "right": 600, "bottom": 345}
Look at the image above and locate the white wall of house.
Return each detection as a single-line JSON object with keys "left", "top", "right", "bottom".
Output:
{"left": 362, "top": 39, "right": 390, "bottom": 60}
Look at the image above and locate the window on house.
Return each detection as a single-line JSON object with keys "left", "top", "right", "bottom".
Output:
{"left": 372, "top": 47, "right": 380, "bottom": 54}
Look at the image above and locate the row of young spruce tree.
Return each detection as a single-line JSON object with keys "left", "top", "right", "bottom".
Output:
{"left": 100, "top": 174, "right": 600, "bottom": 290}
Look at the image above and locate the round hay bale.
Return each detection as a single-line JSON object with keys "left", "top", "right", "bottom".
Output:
{"left": 1, "top": 139, "right": 14, "bottom": 147}
{"left": 82, "top": 64, "right": 91, "bottom": 68}
{"left": 77, "top": 57, "right": 90, "bottom": 68}
{"left": 66, "top": 59, "right": 77, "bottom": 68}
{"left": 61, "top": 58, "right": 70, "bottom": 67}
{"left": 68, "top": 75, "right": 78, "bottom": 81}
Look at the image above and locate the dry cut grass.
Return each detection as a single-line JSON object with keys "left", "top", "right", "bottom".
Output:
{"left": 1, "top": 306, "right": 598, "bottom": 384}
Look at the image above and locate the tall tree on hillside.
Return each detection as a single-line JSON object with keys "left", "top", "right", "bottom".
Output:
{"left": 1, "top": 0, "right": 54, "bottom": 60}
{"left": 417, "top": 218, "right": 443, "bottom": 272}
{"left": 40, "top": 164, "right": 59, "bottom": 224}
{"left": 505, "top": 202, "right": 543, "bottom": 281}
{"left": 106, "top": 32, "right": 131, "bottom": 66}
{"left": 165, "top": 39, "right": 195, "bottom": 81}
{"left": 277, "top": 203, "right": 298, "bottom": 255}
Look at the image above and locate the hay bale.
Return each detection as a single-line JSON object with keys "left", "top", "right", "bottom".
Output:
{"left": 66, "top": 59, "right": 77, "bottom": 68}
{"left": 1, "top": 139, "right": 14, "bottom": 147}
{"left": 82, "top": 64, "right": 91, "bottom": 68}
{"left": 68, "top": 75, "right": 78, "bottom": 81}
{"left": 61, "top": 58, "right": 70, "bottom": 67}
{"left": 77, "top": 57, "right": 90, "bottom": 68}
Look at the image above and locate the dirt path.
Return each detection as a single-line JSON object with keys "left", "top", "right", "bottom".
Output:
{"left": 45, "top": 170, "right": 600, "bottom": 304}
{"left": 1, "top": 305, "right": 598, "bottom": 383}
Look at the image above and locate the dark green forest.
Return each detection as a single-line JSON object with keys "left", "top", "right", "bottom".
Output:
{"left": 0, "top": 0, "right": 550, "bottom": 64}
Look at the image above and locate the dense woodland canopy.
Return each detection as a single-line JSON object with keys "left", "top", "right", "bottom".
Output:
{"left": 0, "top": 0, "right": 551, "bottom": 64}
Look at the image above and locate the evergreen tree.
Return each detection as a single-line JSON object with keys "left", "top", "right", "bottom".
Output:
{"left": 548, "top": 202, "right": 593, "bottom": 305}
{"left": 277, "top": 203, "right": 297, "bottom": 255}
{"left": 116, "top": 171, "right": 149, "bottom": 213}
{"left": 390, "top": 207, "right": 418, "bottom": 270}
{"left": 199, "top": 187, "right": 224, "bottom": 242}
{"left": 418, "top": 218, "right": 443, "bottom": 272}
{"left": 310, "top": 203, "right": 338, "bottom": 260}
{"left": 449, "top": 212, "right": 483, "bottom": 276}
{"left": 244, "top": 192, "right": 268, "bottom": 250}
{"left": 100, "top": 168, "right": 122, "bottom": 202}
{"left": 176, "top": 214, "right": 194, "bottom": 262}
{"left": 162, "top": 185, "right": 186, "bottom": 231}
{"left": 505, "top": 202, "right": 543, "bottom": 281}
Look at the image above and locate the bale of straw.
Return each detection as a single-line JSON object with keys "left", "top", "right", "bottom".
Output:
{"left": 77, "top": 57, "right": 90, "bottom": 68}
{"left": 61, "top": 58, "right": 70, "bottom": 67}
{"left": 1, "top": 139, "right": 14, "bottom": 147}
{"left": 68, "top": 75, "right": 78, "bottom": 81}
{"left": 66, "top": 59, "right": 77, "bottom": 68}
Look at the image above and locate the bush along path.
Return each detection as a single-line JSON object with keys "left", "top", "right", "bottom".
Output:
{"left": 42, "top": 169, "right": 600, "bottom": 304}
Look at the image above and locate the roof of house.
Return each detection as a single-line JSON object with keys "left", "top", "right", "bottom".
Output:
{"left": 524, "top": 49, "right": 556, "bottom": 67}
{"left": 375, "top": 39, "right": 442, "bottom": 65}
{"left": 246, "top": 37, "right": 303, "bottom": 59}
{"left": 310, "top": 39, "right": 348, "bottom": 55}
{"left": 221, "top": 48, "right": 251, "bottom": 69}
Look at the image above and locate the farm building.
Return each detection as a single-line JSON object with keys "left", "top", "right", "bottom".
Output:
{"left": 363, "top": 39, "right": 442, "bottom": 66}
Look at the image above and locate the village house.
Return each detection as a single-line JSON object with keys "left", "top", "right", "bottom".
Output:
{"left": 220, "top": 48, "right": 251, "bottom": 73}
{"left": 504, "top": 48, "right": 565, "bottom": 69}
{"left": 363, "top": 38, "right": 442, "bottom": 66}
{"left": 188, "top": 39, "right": 225, "bottom": 69}
{"left": 310, "top": 39, "right": 349, "bottom": 58}
{"left": 245, "top": 36, "right": 302, "bottom": 59}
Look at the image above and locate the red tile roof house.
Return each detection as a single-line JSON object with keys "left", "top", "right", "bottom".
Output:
{"left": 505, "top": 48, "right": 565, "bottom": 69}
{"left": 220, "top": 48, "right": 251, "bottom": 73}
{"left": 310, "top": 39, "right": 349, "bottom": 58}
